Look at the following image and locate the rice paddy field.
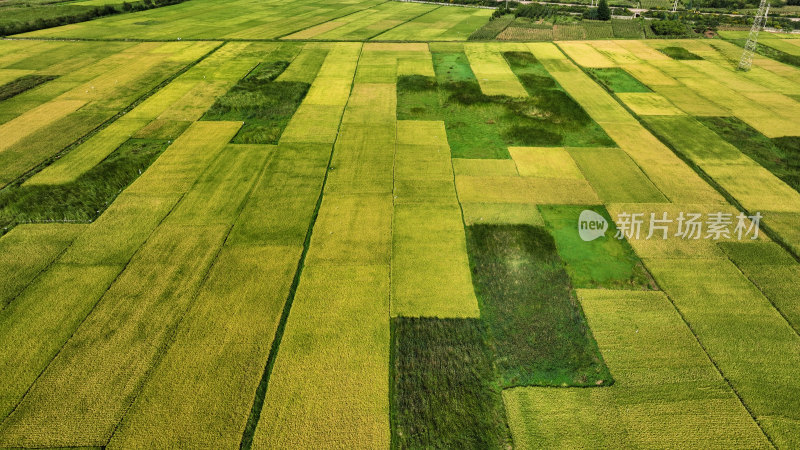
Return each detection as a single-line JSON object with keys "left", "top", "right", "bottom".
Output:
{"left": 1, "top": 0, "right": 800, "bottom": 447}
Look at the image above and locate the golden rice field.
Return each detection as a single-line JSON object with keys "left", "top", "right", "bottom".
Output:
{"left": 1, "top": 0, "right": 799, "bottom": 448}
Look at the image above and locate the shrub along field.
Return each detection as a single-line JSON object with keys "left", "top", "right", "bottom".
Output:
{"left": 1, "top": 3, "right": 800, "bottom": 448}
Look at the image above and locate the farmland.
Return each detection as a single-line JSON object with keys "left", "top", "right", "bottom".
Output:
{"left": 1, "top": 0, "right": 800, "bottom": 447}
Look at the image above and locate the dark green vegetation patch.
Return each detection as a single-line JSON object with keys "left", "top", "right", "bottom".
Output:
{"left": 699, "top": 116, "right": 800, "bottom": 194}
{"left": 0, "top": 74, "right": 57, "bottom": 102}
{"left": 658, "top": 46, "right": 702, "bottom": 60}
{"left": 397, "top": 51, "right": 613, "bottom": 159}
{"left": 202, "top": 61, "right": 308, "bottom": 144}
{"left": 586, "top": 68, "right": 650, "bottom": 93}
{"left": 468, "top": 14, "right": 514, "bottom": 40}
{"left": 392, "top": 317, "right": 511, "bottom": 450}
{"left": 465, "top": 224, "right": 613, "bottom": 387}
{"left": 540, "top": 205, "right": 654, "bottom": 289}
{"left": 0, "top": 138, "right": 168, "bottom": 232}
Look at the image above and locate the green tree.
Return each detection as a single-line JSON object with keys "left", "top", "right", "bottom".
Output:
{"left": 597, "top": 0, "right": 611, "bottom": 20}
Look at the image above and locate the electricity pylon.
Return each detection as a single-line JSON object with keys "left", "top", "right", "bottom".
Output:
{"left": 672, "top": 0, "right": 679, "bottom": 12}
{"left": 738, "top": 0, "right": 770, "bottom": 71}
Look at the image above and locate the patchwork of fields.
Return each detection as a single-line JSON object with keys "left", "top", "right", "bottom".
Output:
{"left": 1, "top": 0, "right": 800, "bottom": 447}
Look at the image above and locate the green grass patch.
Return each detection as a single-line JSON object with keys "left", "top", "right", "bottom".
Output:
{"left": 465, "top": 224, "right": 613, "bottom": 387}
{"left": 586, "top": 68, "right": 651, "bottom": 93}
{"left": 0, "top": 74, "right": 57, "bottom": 102}
{"left": 468, "top": 14, "right": 514, "bottom": 41}
{"left": 397, "top": 51, "right": 612, "bottom": 158}
{"left": 202, "top": 61, "right": 309, "bottom": 145}
{"left": 391, "top": 317, "right": 511, "bottom": 449}
{"left": 0, "top": 138, "right": 168, "bottom": 232}
{"left": 698, "top": 116, "right": 800, "bottom": 195}
{"left": 658, "top": 46, "right": 702, "bottom": 60}
{"left": 539, "top": 205, "right": 654, "bottom": 290}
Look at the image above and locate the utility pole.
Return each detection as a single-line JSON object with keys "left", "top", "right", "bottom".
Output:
{"left": 738, "top": 0, "right": 770, "bottom": 71}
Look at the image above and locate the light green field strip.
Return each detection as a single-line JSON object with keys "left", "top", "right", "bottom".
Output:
{"left": 675, "top": 70, "right": 796, "bottom": 138}
{"left": 455, "top": 175, "right": 600, "bottom": 205}
{"left": 125, "top": 121, "right": 242, "bottom": 196}
{"left": 253, "top": 264, "right": 390, "bottom": 448}
{"left": 526, "top": 42, "right": 725, "bottom": 205}
{"left": 284, "top": 2, "right": 436, "bottom": 41}
{"left": 589, "top": 40, "right": 641, "bottom": 65}
{"left": 24, "top": 118, "right": 149, "bottom": 185}
{"left": 392, "top": 120, "right": 479, "bottom": 318}
{"left": 371, "top": 6, "right": 492, "bottom": 41}
{"left": 164, "top": 144, "right": 274, "bottom": 225}
{"left": 279, "top": 43, "right": 361, "bottom": 144}
{"left": 762, "top": 211, "right": 800, "bottom": 257}
{"left": 60, "top": 193, "right": 180, "bottom": 266}
{"left": 464, "top": 44, "right": 528, "bottom": 97}
{"left": 276, "top": 44, "right": 330, "bottom": 83}
{"left": 650, "top": 85, "right": 730, "bottom": 116}
{"left": 0, "top": 99, "right": 86, "bottom": 153}
{"left": 0, "top": 118, "right": 245, "bottom": 444}
{"left": 0, "top": 41, "right": 216, "bottom": 188}
{"left": 645, "top": 116, "right": 800, "bottom": 214}
{"left": 0, "top": 224, "right": 85, "bottom": 308}
{"left": 616, "top": 92, "right": 685, "bottom": 115}
{"left": 325, "top": 85, "right": 396, "bottom": 194}
{"left": 0, "top": 263, "right": 122, "bottom": 422}
{"left": 567, "top": 147, "right": 668, "bottom": 203}
{"left": 759, "top": 38, "right": 800, "bottom": 56}
{"left": 228, "top": 44, "right": 358, "bottom": 246}
{"left": 558, "top": 41, "right": 617, "bottom": 68}
{"left": 509, "top": 147, "right": 583, "bottom": 179}
{"left": 647, "top": 257, "right": 800, "bottom": 447}
{"left": 620, "top": 63, "right": 682, "bottom": 87}
{"left": 720, "top": 241, "right": 800, "bottom": 334}
{"left": 108, "top": 244, "right": 302, "bottom": 448}
{"left": 613, "top": 40, "right": 673, "bottom": 62}
{"left": 255, "top": 69, "right": 392, "bottom": 449}
{"left": 18, "top": 0, "right": 385, "bottom": 40}
{"left": 503, "top": 289, "right": 770, "bottom": 448}
{"left": 0, "top": 224, "right": 229, "bottom": 447}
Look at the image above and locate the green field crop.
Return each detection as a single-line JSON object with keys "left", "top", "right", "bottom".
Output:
{"left": 0, "top": 263, "right": 121, "bottom": 422}
{"left": 611, "top": 18, "right": 644, "bottom": 38}
{"left": 373, "top": 6, "right": 492, "bottom": 41}
{"left": 698, "top": 116, "right": 800, "bottom": 195}
{"left": 0, "top": 224, "right": 229, "bottom": 447}
{"left": 202, "top": 61, "right": 309, "bottom": 145}
{"left": 646, "top": 257, "right": 800, "bottom": 446}
{"left": 0, "top": 74, "right": 57, "bottom": 102}
{"left": 392, "top": 318, "right": 511, "bottom": 449}
{"left": 497, "top": 25, "right": 554, "bottom": 41}
{"left": 468, "top": 14, "right": 514, "bottom": 41}
{"left": 283, "top": 2, "right": 436, "bottom": 41}
{"left": 527, "top": 44, "right": 727, "bottom": 204}
{"left": 503, "top": 289, "right": 771, "bottom": 448}
{"left": 165, "top": 144, "right": 273, "bottom": 225}
{"left": 108, "top": 245, "right": 302, "bottom": 448}
{"left": 645, "top": 115, "right": 800, "bottom": 213}
{"left": 19, "top": 0, "right": 387, "bottom": 40}
{"left": 582, "top": 21, "right": 614, "bottom": 40}
{"left": 466, "top": 224, "right": 612, "bottom": 387}
{"left": 461, "top": 203, "right": 544, "bottom": 226}
{"left": 616, "top": 92, "right": 685, "bottom": 115}
{"left": 567, "top": 147, "right": 667, "bottom": 203}
{"left": 252, "top": 265, "right": 390, "bottom": 448}
{"left": 398, "top": 49, "right": 612, "bottom": 158}
{"left": 539, "top": 205, "right": 653, "bottom": 289}
{"left": 586, "top": 67, "right": 651, "bottom": 93}
{"left": 719, "top": 242, "right": 800, "bottom": 330}
{"left": 0, "top": 223, "right": 85, "bottom": 307}
{"left": 0, "top": 138, "right": 168, "bottom": 231}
